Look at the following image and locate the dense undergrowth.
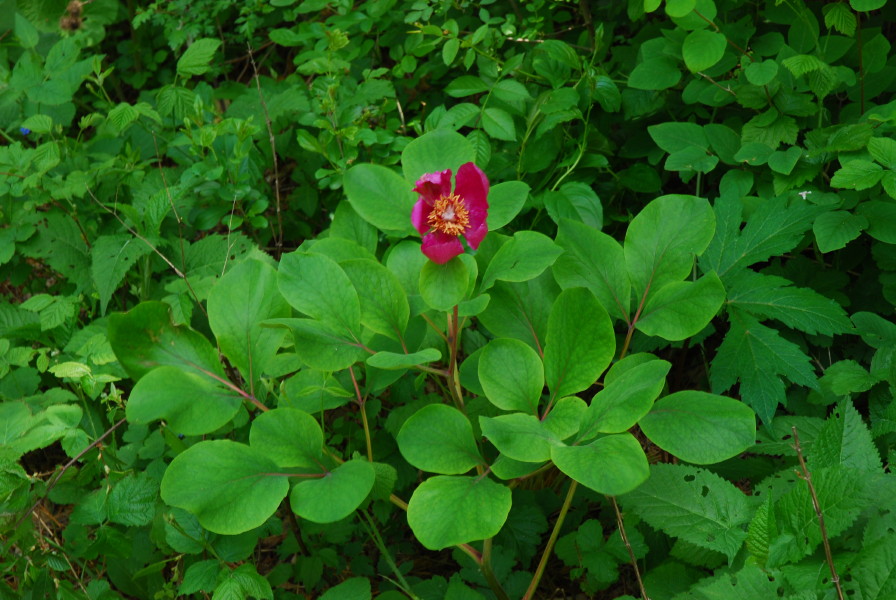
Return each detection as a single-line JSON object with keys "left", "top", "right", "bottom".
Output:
{"left": 3, "top": 0, "right": 896, "bottom": 598}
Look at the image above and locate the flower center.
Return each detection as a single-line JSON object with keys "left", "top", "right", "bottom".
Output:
{"left": 427, "top": 194, "right": 470, "bottom": 236}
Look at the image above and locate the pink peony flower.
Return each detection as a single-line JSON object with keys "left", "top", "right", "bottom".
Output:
{"left": 410, "top": 162, "right": 489, "bottom": 264}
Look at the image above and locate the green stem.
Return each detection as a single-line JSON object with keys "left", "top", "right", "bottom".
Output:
{"left": 481, "top": 537, "right": 511, "bottom": 600}
{"left": 523, "top": 480, "right": 578, "bottom": 599}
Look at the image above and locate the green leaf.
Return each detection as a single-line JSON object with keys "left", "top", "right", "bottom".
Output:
{"left": 700, "top": 195, "right": 820, "bottom": 282}
{"left": 478, "top": 275, "right": 556, "bottom": 352}
{"left": 481, "top": 231, "right": 563, "bottom": 290}
{"left": 543, "top": 182, "right": 603, "bottom": 230}
{"left": 581, "top": 358, "right": 671, "bottom": 437}
{"left": 868, "top": 136, "right": 896, "bottom": 170}
{"left": 367, "top": 348, "right": 441, "bottom": 370}
{"left": 442, "top": 38, "right": 459, "bottom": 65}
{"left": 848, "top": 538, "right": 896, "bottom": 600}
{"left": 810, "top": 400, "right": 881, "bottom": 472}
{"left": 665, "top": 0, "right": 695, "bottom": 17}
{"left": 857, "top": 201, "right": 896, "bottom": 243}
{"left": 14, "top": 14, "right": 39, "bottom": 49}
{"left": 767, "top": 146, "right": 802, "bottom": 175}
{"left": 108, "top": 302, "right": 224, "bottom": 382}
{"left": 543, "top": 288, "right": 615, "bottom": 399}
{"left": 267, "top": 318, "right": 367, "bottom": 371}
{"left": 624, "top": 195, "right": 715, "bottom": 301}
{"left": 340, "top": 259, "right": 409, "bottom": 341}
{"left": 744, "top": 59, "right": 779, "bottom": 85}
{"left": 726, "top": 271, "right": 853, "bottom": 336}
{"left": 278, "top": 251, "right": 361, "bottom": 333}
{"left": 636, "top": 272, "right": 725, "bottom": 341}
{"left": 733, "top": 142, "right": 774, "bottom": 166}
{"left": 741, "top": 111, "right": 797, "bottom": 149}
{"left": 208, "top": 260, "right": 290, "bottom": 388}
{"left": 553, "top": 220, "right": 630, "bottom": 321}
{"left": 445, "top": 75, "right": 489, "bottom": 97}
{"left": 814, "top": 210, "right": 867, "bottom": 252}
{"left": 711, "top": 310, "right": 818, "bottom": 424}
{"left": 407, "top": 475, "right": 512, "bottom": 550}
{"left": 482, "top": 107, "right": 516, "bottom": 142}
{"left": 551, "top": 434, "right": 649, "bottom": 495}
{"left": 622, "top": 463, "right": 752, "bottom": 562}
{"left": 480, "top": 413, "right": 560, "bottom": 462}
{"left": 648, "top": 122, "right": 708, "bottom": 153}
{"left": 639, "top": 391, "right": 756, "bottom": 464}
{"left": 781, "top": 54, "right": 826, "bottom": 78}
{"left": 126, "top": 366, "right": 243, "bottom": 435}
{"left": 161, "top": 440, "right": 289, "bottom": 535}
{"left": 290, "top": 460, "right": 375, "bottom": 523}
{"left": 344, "top": 164, "right": 416, "bottom": 235}
{"left": 176, "top": 38, "right": 222, "bottom": 77}
{"left": 320, "top": 578, "right": 371, "bottom": 600}
{"left": 420, "top": 255, "right": 474, "bottom": 311}
{"left": 682, "top": 30, "right": 727, "bottom": 72}
{"left": 249, "top": 408, "right": 322, "bottom": 469}
{"left": 766, "top": 466, "right": 867, "bottom": 565}
{"left": 479, "top": 338, "right": 544, "bottom": 413}
{"left": 831, "top": 159, "right": 884, "bottom": 190}
{"left": 628, "top": 57, "right": 681, "bottom": 90}
{"left": 397, "top": 404, "right": 482, "bottom": 474}
{"left": 824, "top": 2, "right": 857, "bottom": 36}
{"left": 488, "top": 181, "right": 530, "bottom": 230}
{"left": 850, "top": 0, "right": 885, "bottom": 11}
{"left": 401, "top": 129, "right": 476, "bottom": 182}
{"left": 664, "top": 146, "right": 719, "bottom": 173}
{"left": 91, "top": 235, "right": 152, "bottom": 315}
{"left": 107, "top": 472, "right": 158, "bottom": 526}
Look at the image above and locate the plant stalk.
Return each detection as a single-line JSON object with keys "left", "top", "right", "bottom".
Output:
{"left": 523, "top": 480, "right": 578, "bottom": 599}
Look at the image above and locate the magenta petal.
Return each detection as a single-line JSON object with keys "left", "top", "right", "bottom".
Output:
{"left": 411, "top": 199, "right": 430, "bottom": 236}
{"left": 464, "top": 221, "right": 488, "bottom": 250}
{"left": 421, "top": 231, "right": 464, "bottom": 264}
{"left": 413, "top": 169, "right": 452, "bottom": 205}
{"left": 455, "top": 162, "right": 489, "bottom": 226}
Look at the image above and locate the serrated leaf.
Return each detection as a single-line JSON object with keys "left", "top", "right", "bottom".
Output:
{"left": 711, "top": 309, "right": 817, "bottom": 424}
{"left": 810, "top": 400, "right": 882, "bottom": 472}
{"left": 700, "top": 195, "right": 820, "bottom": 282}
{"left": 177, "top": 38, "right": 222, "bottom": 77}
{"left": 621, "top": 463, "right": 753, "bottom": 562}
{"left": 824, "top": 2, "right": 856, "bottom": 36}
{"left": 91, "top": 235, "right": 153, "bottom": 315}
{"left": 482, "top": 107, "right": 516, "bottom": 141}
{"left": 727, "top": 271, "right": 852, "bottom": 336}
{"left": 741, "top": 111, "right": 797, "bottom": 150}
{"left": 782, "top": 54, "right": 826, "bottom": 77}
{"left": 831, "top": 159, "right": 884, "bottom": 190}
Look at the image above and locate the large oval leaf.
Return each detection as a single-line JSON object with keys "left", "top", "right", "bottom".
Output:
{"left": 478, "top": 338, "right": 544, "bottom": 413}
{"left": 639, "top": 391, "right": 756, "bottom": 464}
{"left": 161, "top": 440, "right": 288, "bottom": 535}
{"left": 208, "top": 259, "right": 290, "bottom": 388}
{"left": 551, "top": 434, "right": 649, "bottom": 495}
{"left": 407, "top": 475, "right": 511, "bottom": 549}
{"left": 290, "top": 460, "right": 375, "bottom": 523}
{"left": 249, "top": 408, "right": 322, "bottom": 469}
{"left": 344, "top": 164, "right": 416, "bottom": 235}
{"left": 278, "top": 252, "right": 361, "bottom": 334}
{"left": 108, "top": 301, "right": 223, "bottom": 382}
{"left": 543, "top": 288, "right": 615, "bottom": 399}
{"left": 397, "top": 404, "right": 482, "bottom": 474}
{"left": 401, "top": 129, "right": 476, "bottom": 183}
{"left": 126, "top": 366, "right": 242, "bottom": 435}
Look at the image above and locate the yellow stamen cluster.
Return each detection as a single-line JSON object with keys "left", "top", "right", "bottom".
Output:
{"left": 427, "top": 194, "right": 469, "bottom": 236}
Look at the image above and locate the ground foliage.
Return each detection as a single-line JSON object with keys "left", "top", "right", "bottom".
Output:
{"left": 2, "top": 0, "right": 896, "bottom": 598}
